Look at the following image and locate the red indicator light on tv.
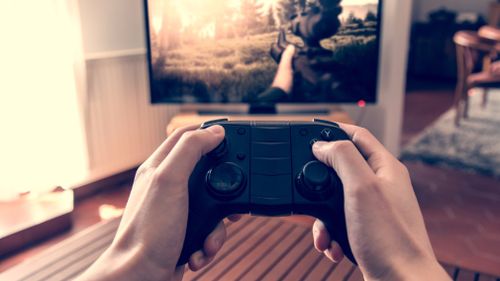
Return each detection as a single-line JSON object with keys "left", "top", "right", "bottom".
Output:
{"left": 357, "top": 100, "right": 366, "bottom": 108}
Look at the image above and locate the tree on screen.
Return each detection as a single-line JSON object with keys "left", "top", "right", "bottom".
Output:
{"left": 267, "top": 5, "right": 277, "bottom": 31}
{"left": 240, "top": 0, "right": 263, "bottom": 35}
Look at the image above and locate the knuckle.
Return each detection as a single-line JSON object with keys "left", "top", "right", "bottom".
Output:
{"left": 151, "top": 169, "right": 175, "bottom": 186}
{"left": 135, "top": 164, "right": 153, "bottom": 180}
{"left": 328, "top": 140, "right": 353, "bottom": 154}
{"left": 179, "top": 130, "right": 202, "bottom": 146}
{"left": 171, "top": 127, "right": 183, "bottom": 137}
{"left": 171, "top": 124, "right": 196, "bottom": 138}
{"left": 397, "top": 161, "right": 411, "bottom": 177}
{"left": 356, "top": 127, "right": 372, "bottom": 139}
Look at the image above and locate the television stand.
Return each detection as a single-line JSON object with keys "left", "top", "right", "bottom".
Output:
{"left": 166, "top": 109, "right": 354, "bottom": 136}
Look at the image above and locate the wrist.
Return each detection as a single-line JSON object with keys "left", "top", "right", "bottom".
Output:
{"left": 365, "top": 255, "right": 450, "bottom": 281}
{"left": 78, "top": 243, "right": 176, "bottom": 281}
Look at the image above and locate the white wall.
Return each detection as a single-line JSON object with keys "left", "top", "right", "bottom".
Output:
{"left": 412, "top": 0, "right": 491, "bottom": 22}
{"left": 78, "top": 0, "right": 412, "bottom": 156}
{"left": 78, "top": 0, "right": 146, "bottom": 55}
{"left": 78, "top": 0, "right": 176, "bottom": 175}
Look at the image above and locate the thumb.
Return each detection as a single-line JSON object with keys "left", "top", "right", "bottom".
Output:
{"left": 155, "top": 125, "right": 225, "bottom": 186}
{"left": 312, "top": 141, "right": 375, "bottom": 193}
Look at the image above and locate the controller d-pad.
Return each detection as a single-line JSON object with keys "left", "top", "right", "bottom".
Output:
{"left": 206, "top": 162, "right": 245, "bottom": 198}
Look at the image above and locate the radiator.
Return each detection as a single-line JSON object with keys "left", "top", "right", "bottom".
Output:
{"left": 84, "top": 54, "right": 179, "bottom": 175}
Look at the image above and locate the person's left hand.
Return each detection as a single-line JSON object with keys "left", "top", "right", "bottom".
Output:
{"left": 77, "top": 125, "right": 237, "bottom": 281}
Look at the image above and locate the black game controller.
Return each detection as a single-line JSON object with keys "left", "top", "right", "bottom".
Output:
{"left": 177, "top": 119, "right": 356, "bottom": 266}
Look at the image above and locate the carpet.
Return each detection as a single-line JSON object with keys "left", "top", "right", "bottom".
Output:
{"left": 401, "top": 90, "right": 500, "bottom": 178}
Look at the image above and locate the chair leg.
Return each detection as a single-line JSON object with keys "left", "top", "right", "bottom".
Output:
{"left": 454, "top": 82, "right": 465, "bottom": 126}
{"left": 482, "top": 88, "right": 489, "bottom": 108}
{"left": 463, "top": 91, "right": 470, "bottom": 119}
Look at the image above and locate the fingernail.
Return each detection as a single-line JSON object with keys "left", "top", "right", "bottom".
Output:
{"left": 330, "top": 241, "right": 344, "bottom": 262}
{"left": 313, "top": 141, "right": 327, "bottom": 150}
{"left": 207, "top": 125, "right": 224, "bottom": 135}
{"left": 196, "top": 253, "right": 205, "bottom": 265}
{"left": 323, "top": 249, "right": 334, "bottom": 261}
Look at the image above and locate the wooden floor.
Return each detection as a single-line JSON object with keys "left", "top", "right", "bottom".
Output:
{"left": 403, "top": 82, "right": 500, "bottom": 277}
{"left": 2, "top": 214, "right": 498, "bottom": 281}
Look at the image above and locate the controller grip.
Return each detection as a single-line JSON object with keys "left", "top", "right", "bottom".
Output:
{"left": 319, "top": 213, "right": 357, "bottom": 265}
{"left": 177, "top": 209, "right": 221, "bottom": 266}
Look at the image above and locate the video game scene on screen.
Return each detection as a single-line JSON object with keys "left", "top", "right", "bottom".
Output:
{"left": 147, "top": 0, "right": 380, "bottom": 103}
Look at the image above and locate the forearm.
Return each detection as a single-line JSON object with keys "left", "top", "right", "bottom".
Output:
{"left": 75, "top": 245, "right": 177, "bottom": 281}
{"left": 366, "top": 256, "right": 451, "bottom": 281}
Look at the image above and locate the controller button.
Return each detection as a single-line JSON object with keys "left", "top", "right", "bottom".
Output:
{"left": 252, "top": 142, "right": 290, "bottom": 157}
{"left": 252, "top": 157, "right": 291, "bottom": 175}
{"left": 296, "top": 161, "right": 335, "bottom": 201}
{"left": 208, "top": 139, "right": 228, "bottom": 159}
{"left": 237, "top": 127, "right": 246, "bottom": 135}
{"left": 206, "top": 162, "right": 245, "bottom": 197}
{"left": 237, "top": 153, "right": 246, "bottom": 161}
{"left": 302, "top": 161, "right": 331, "bottom": 192}
{"left": 252, "top": 127, "right": 289, "bottom": 141}
{"left": 309, "top": 138, "right": 319, "bottom": 147}
{"left": 299, "top": 128, "right": 308, "bottom": 136}
{"left": 321, "top": 128, "right": 334, "bottom": 141}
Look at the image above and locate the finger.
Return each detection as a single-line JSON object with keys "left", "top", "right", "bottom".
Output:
{"left": 203, "top": 221, "right": 226, "bottom": 257}
{"left": 155, "top": 125, "right": 225, "bottom": 187}
{"left": 227, "top": 214, "right": 243, "bottom": 222}
{"left": 312, "top": 219, "right": 331, "bottom": 252}
{"left": 323, "top": 241, "right": 345, "bottom": 263}
{"left": 188, "top": 250, "right": 214, "bottom": 272}
{"left": 337, "top": 123, "right": 398, "bottom": 174}
{"left": 312, "top": 140, "right": 375, "bottom": 190}
{"left": 143, "top": 124, "right": 199, "bottom": 168}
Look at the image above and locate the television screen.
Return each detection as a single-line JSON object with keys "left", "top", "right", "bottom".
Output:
{"left": 145, "top": 0, "right": 381, "bottom": 104}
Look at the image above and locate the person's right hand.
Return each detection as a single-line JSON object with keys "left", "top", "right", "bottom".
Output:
{"left": 311, "top": 124, "right": 450, "bottom": 281}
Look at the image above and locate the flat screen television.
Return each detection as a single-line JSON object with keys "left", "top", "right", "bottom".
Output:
{"left": 144, "top": 0, "right": 382, "bottom": 110}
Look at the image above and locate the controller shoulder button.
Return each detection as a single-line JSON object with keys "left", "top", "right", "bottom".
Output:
{"left": 313, "top": 119, "right": 339, "bottom": 127}
{"left": 201, "top": 118, "right": 229, "bottom": 129}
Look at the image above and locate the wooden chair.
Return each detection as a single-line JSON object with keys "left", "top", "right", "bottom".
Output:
{"left": 453, "top": 29, "right": 500, "bottom": 126}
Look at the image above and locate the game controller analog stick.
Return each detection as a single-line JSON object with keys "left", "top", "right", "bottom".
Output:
{"left": 297, "top": 161, "right": 334, "bottom": 200}
{"left": 206, "top": 162, "right": 245, "bottom": 197}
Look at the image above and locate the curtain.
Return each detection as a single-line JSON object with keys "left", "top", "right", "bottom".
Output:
{"left": 0, "top": 0, "right": 88, "bottom": 200}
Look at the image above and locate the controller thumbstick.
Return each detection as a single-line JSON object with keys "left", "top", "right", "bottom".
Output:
{"left": 208, "top": 138, "right": 228, "bottom": 159}
{"left": 206, "top": 162, "right": 245, "bottom": 198}
{"left": 297, "top": 161, "right": 335, "bottom": 201}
